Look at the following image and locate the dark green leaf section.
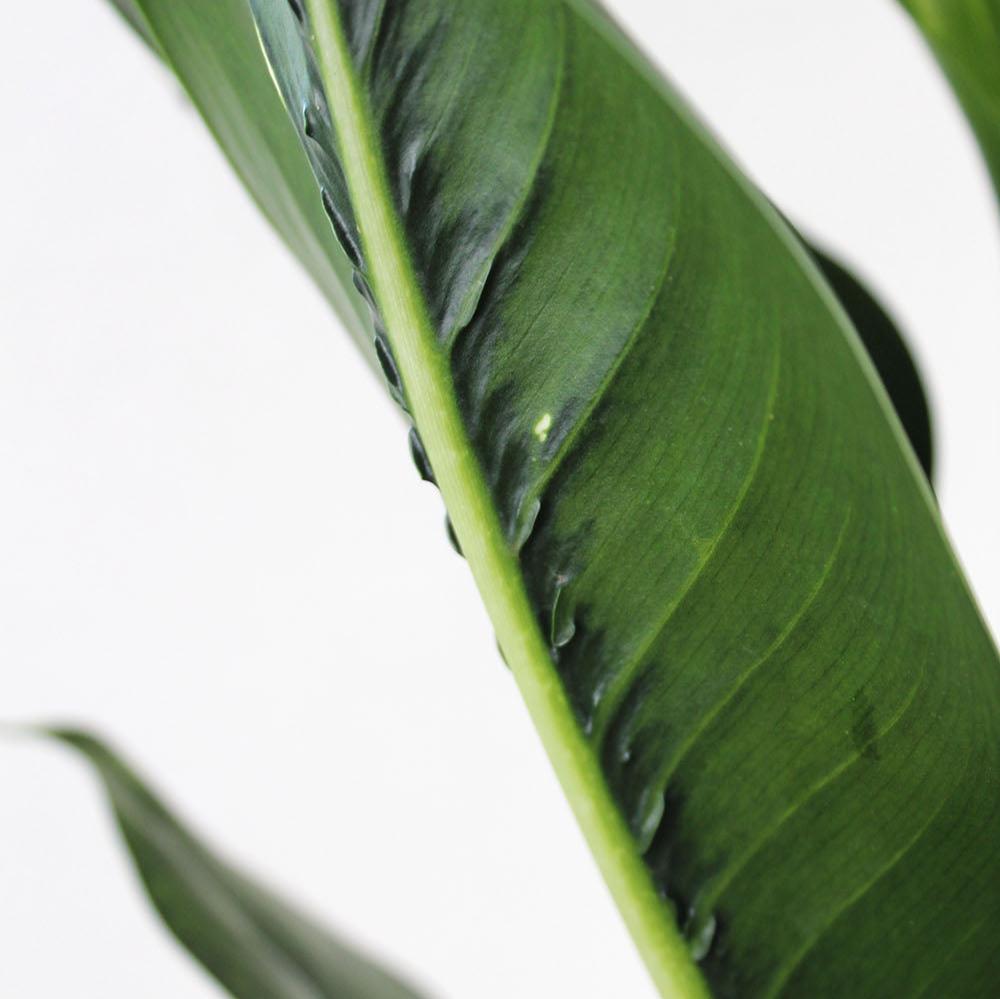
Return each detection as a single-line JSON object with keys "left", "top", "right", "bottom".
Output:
{"left": 901, "top": 0, "right": 1000, "bottom": 199}
{"left": 107, "top": 0, "right": 373, "bottom": 362}
{"left": 251, "top": 0, "right": 1000, "bottom": 995}
{"left": 51, "top": 730, "right": 425, "bottom": 999}
{"left": 807, "top": 245, "right": 933, "bottom": 481}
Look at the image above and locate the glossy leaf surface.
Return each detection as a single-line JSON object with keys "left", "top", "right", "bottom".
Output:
{"left": 52, "top": 730, "right": 424, "bottom": 999}
{"left": 246, "top": 2, "right": 1000, "bottom": 996}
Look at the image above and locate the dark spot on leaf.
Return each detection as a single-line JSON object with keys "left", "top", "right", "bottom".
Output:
{"left": 850, "top": 687, "right": 881, "bottom": 761}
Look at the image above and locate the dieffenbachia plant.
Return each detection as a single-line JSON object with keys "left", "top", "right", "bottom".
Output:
{"left": 24, "top": 0, "right": 1000, "bottom": 996}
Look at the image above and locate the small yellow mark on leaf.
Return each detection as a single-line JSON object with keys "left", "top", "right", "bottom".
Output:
{"left": 533, "top": 412, "right": 553, "bottom": 443}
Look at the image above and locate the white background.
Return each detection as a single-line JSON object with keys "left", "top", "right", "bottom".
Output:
{"left": 2, "top": 2, "right": 998, "bottom": 997}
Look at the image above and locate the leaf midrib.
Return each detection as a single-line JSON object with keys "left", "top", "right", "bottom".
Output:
{"left": 300, "top": 2, "right": 709, "bottom": 996}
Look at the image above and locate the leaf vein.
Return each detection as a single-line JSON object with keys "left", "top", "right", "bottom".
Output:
{"left": 693, "top": 671, "right": 924, "bottom": 922}
{"left": 589, "top": 342, "right": 783, "bottom": 745}
{"left": 442, "top": 5, "right": 568, "bottom": 345}
{"left": 766, "top": 750, "right": 972, "bottom": 997}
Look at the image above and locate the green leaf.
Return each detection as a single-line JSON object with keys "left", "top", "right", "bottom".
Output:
{"left": 105, "top": 0, "right": 374, "bottom": 365}
{"left": 806, "top": 244, "right": 934, "bottom": 481}
{"left": 901, "top": 0, "right": 1000, "bottom": 199}
{"left": 49, "top": 729, "right": 425, "bottom": 999}
{"left": 241, "top": 2, "right": 1000, "bottom": 995}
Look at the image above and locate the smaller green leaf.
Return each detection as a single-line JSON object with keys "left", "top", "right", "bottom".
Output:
{"left": 808, "top": 246, "right": 934, "bottom": 481}
{"left": 47, "top": 728, "right": 425, "bottom": 999}
{"left": 901, "top": 0, "right": 1000, "bottom": 200}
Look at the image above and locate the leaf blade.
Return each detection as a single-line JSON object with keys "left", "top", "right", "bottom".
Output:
{"left": 50, "top": 729, "right": 425, "bottom": 999}
{"left": 107, "top": 0, "right": 374, "bottom": 363}
{"left": 106, "top": 0, "right": 936, "bottom": 482}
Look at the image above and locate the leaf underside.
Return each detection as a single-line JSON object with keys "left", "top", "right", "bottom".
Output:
{"left": 97, "top": 0, "right": 1000, "bottom": 996}
{"left": 249, "top": 2, "right": 1000, "bottom": 995}
{"left": 52, "top": 730, "right": 424, "bottom": 999}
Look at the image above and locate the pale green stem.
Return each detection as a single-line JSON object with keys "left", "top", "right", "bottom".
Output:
{"left": 302, "top": 3, "right": 709, "bottom": 996}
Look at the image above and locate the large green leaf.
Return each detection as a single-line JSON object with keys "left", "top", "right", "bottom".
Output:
{"left": 239, "top": 2, "right": 1000, "bottom": 996}
{"left": 49, "top": 729, "right": 425, "bottom": 999}
{"left": 901, "top": 0, "right": 1000, "bottom": 199}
